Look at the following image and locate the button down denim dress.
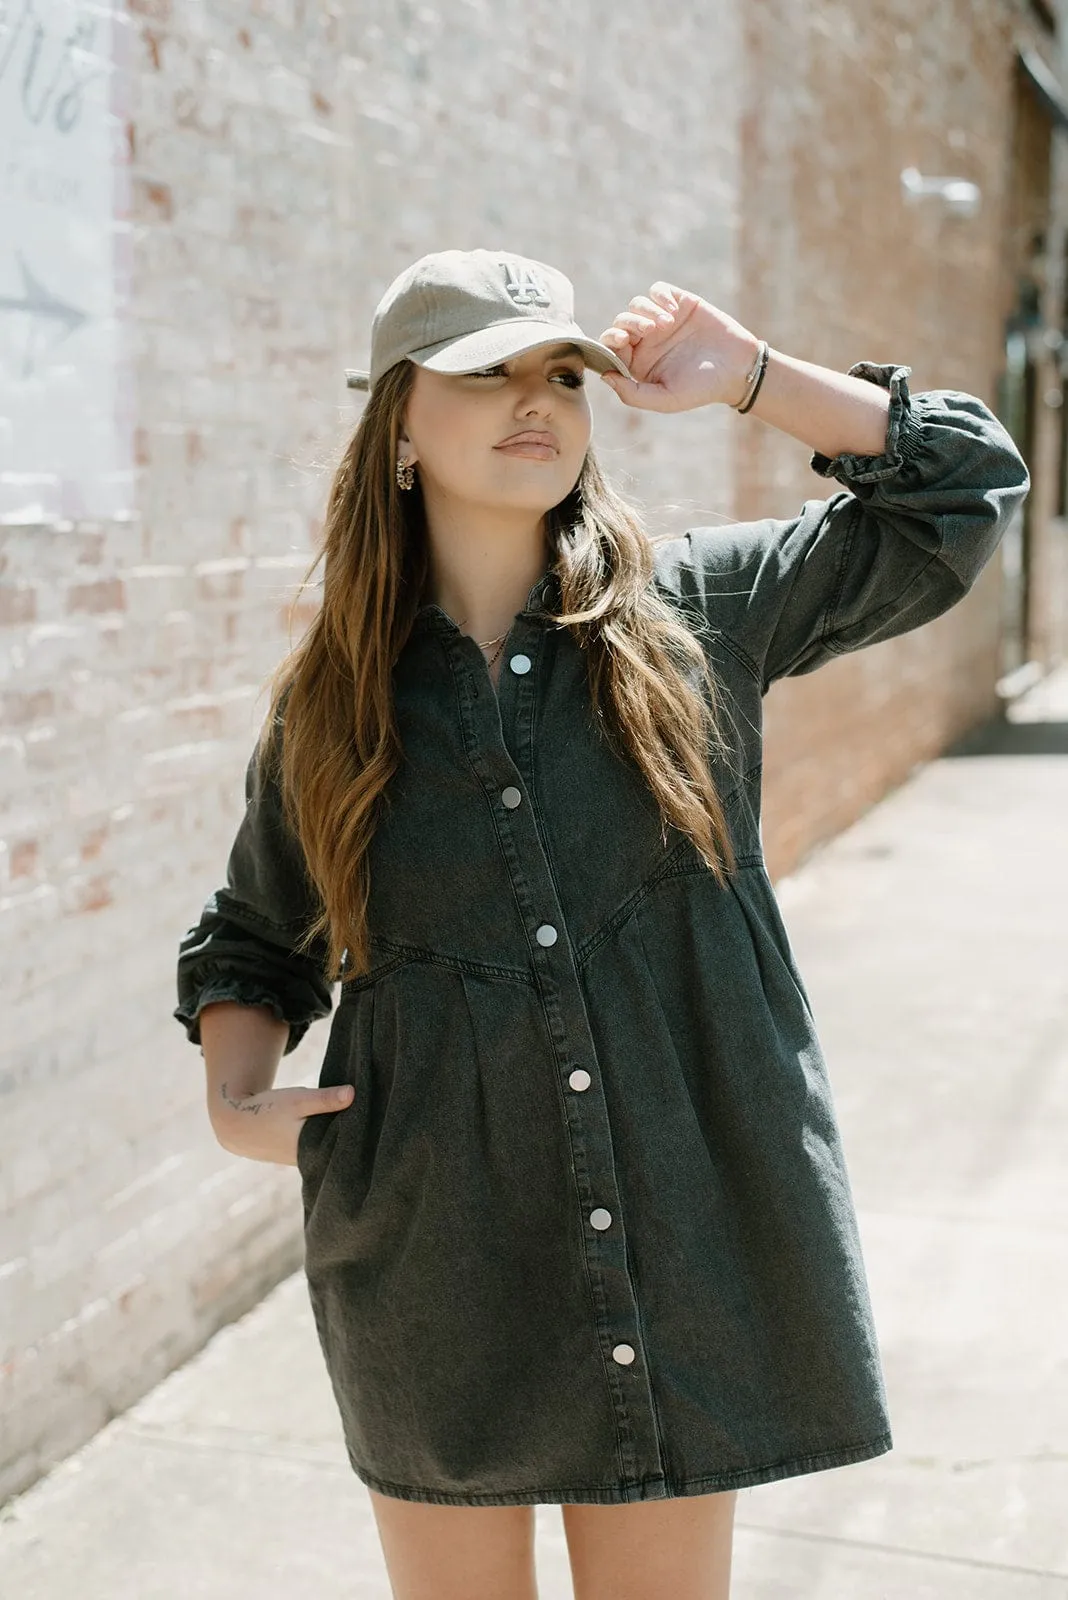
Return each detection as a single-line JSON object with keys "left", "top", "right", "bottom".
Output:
{"left": 175, "top": 362, "right": 1030, "bottom": 1506}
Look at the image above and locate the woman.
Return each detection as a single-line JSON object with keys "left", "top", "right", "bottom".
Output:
{"left": 175, "top": 248, "right": 1029, "bottom": 1599}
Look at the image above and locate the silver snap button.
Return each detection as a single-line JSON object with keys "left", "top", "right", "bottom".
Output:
{"left": 535, "top": 924, "right": 557, "bottom": 947}
{"left": 509, "top": 653, "right": 532, "bottom": 675}
{"left": 589, "top": 1207, "right": 612, "bottom": 1231}
{"left": 612, "top": 1343, "right": 636, "bottom": 1366}
{"left": 568, "top": 1068, "right": 591, "bottom": 1091}
{"left": 501, "top": 786, "right": 522, "bottom": 809}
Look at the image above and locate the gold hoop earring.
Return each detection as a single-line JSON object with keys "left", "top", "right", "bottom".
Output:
{"left": 396, "top": 457, "right": 415, "bottom": 491}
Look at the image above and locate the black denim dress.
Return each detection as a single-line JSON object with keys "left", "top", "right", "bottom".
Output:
{"left": 175, "top": 363, "right": 1030, "bottom": 1506}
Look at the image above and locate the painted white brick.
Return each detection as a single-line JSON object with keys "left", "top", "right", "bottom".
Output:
{"left": 0, "top": 0, "right": 742, "bottom": 1505}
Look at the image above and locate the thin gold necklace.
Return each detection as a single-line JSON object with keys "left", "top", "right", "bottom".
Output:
{"left": 477, "top": 632, "right": 507, "bottom": 670}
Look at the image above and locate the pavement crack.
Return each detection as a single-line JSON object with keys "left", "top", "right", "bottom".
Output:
{"left": 734, "top": 1520, "right": 1067, "bottom": 1581}
{"left": 121, "top": 1420, "right": 349, "bottom": 1472}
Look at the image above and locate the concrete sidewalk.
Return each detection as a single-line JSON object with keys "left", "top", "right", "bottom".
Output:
{"left": 2, "top": 669, "right": 1067, "bottom": 1599}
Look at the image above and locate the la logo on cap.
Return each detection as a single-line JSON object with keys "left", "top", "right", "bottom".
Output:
{"left": 500, "top": 260, "right": 552, "bottom": 308}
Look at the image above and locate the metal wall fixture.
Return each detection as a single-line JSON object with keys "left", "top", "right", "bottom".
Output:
{"left": 900, "top": 166, "right": 982, "bottom": 219}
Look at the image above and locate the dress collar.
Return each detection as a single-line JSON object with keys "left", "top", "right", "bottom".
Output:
{"left": 410, "top": 568, "right": 562, "bottom": 635}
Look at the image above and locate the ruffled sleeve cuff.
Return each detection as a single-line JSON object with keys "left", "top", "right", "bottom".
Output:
{"left": 173, "top": 977, "right": 320, "bottom": 1056}
{"left": 809, "top": 361, "right": 925, "bottom": 485}
{"left": 173, "top": 986, "right": 319, "bottom": 1055}
{"left": 174, "top": 909, "right": 333, "bottom": 1056}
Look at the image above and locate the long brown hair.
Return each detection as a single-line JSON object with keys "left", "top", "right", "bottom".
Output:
{"left": 260, "top": 357, "right": 740, "bottom": 981}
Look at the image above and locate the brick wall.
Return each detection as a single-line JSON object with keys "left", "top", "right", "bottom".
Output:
{"left": 0, "top": 0, "right": 744, "bottom": 1500}
{"left": 737, "top": 0, "right": 1055, "bottom": 877}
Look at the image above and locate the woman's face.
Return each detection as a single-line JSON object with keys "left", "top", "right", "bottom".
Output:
{"left": 398, "top": 341, "right": 593, "bottom": 518}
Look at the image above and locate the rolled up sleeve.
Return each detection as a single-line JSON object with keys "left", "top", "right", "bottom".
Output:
{"left": 666, "top": 361, "right": 1031, "bottom": 692}
{"left": 174, "top": 725, "right": 333, "bottom": 1055}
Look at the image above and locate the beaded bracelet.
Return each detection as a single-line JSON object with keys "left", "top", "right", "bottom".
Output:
{"left": 731, "top": 339, "right": 770, "bottom": 414}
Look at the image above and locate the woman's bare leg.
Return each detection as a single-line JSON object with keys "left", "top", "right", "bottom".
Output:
{"left": 367, "top": 1488, "right": 539, "bottom": 1600}
{"left": 562, "top": 1489, "right": 737, "bottom": 1600}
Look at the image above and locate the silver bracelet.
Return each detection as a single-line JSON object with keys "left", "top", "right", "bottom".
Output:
{"left": 731, "top": 339, "right": 770, "bottom": 413}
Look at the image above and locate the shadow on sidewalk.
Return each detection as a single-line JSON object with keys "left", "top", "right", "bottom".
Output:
{"left": 942, "top": 716, "right": 1068, "bottom": 759}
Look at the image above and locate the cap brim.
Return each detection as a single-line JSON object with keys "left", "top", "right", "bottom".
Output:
{"left": 412, "top": 321, "right": 636, "bottom": 381}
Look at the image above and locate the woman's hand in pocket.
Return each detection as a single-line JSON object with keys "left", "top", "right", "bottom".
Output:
{"left": 212, "top": 1080, "right": 355, "bottom": 1166}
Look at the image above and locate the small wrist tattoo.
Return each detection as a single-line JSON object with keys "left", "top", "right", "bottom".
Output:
{"left": 219, "top": 1080, "right": 263, "bottom": 1114}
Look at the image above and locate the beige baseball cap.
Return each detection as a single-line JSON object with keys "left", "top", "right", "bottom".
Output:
{"left": 344, "top": 248, "right": 636, "bottom": 392}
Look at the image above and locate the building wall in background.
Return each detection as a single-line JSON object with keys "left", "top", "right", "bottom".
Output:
{"left": 0, "top": 0, "right": 744, "bottom": 1500}
{"left": 1007, "top": 12, "right": 1068, "bottom": 677}
{"left": 738, "top": 0, "right": 1066, "bottom": 878}
{"left": 0, "top": 0, "right": 134, "bottom": 523}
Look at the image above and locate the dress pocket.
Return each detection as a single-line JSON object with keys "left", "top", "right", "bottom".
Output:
{"left": 295, "top": 987, "right": 375, "bottom": 1223}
